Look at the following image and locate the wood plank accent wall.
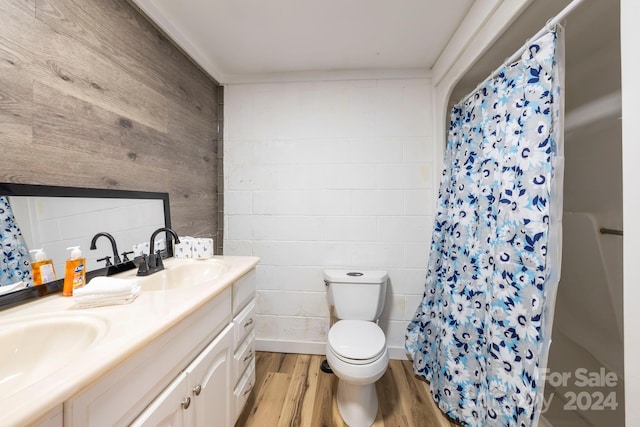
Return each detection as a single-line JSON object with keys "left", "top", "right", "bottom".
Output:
{"left": 0, "top": 0, "right": 221, "bottom": 247}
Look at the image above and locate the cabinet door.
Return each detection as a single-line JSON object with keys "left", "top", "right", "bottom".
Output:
{"left": 186, "top": 324, "right": 233, "bottom": 427}
{"left": 33, "top": 405, "right": 63, "bottom": 427}
{"left": 130, "top": 372, "right": 188, "bottom": 427}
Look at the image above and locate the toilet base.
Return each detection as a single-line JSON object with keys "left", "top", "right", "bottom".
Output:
{"left": 336, "top": 380, "right": 378, "bottom": 427}
{"left": 321, "top": 359, "right": 333, "bottom": 373}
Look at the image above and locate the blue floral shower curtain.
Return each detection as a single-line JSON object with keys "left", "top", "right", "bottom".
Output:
{"left": 0, "top": 196, "right": 33, "bottom": 287}
{"left": 406, "top": 29, "right": 563, "bottom": 426}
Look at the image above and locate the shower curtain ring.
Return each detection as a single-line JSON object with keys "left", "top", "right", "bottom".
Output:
{"left": 545, "top": 18, "right": 554, "bottom": 31}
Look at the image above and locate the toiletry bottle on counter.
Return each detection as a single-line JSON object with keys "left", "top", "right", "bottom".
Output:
{"left": 29, "top": 248, "right": 56, "bottom": 286}
{"left": 63, "top": 246, "right": 86, "bottom": 297}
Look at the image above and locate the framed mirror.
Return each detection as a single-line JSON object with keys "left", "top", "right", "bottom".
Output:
{"left": 0, "top": 183, "right": 171, "bottom": 310}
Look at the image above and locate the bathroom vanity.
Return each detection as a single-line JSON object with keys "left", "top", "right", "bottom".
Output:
{"left": 0, "top": 256, "right": 259, "bottom": 427}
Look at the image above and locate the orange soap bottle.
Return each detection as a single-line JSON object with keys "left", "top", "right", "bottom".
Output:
{"left": 62, "top": 246, "right": 86, "bottom": 297}
{"left": 29, "top": 248, "right": 56, "bottom": 286}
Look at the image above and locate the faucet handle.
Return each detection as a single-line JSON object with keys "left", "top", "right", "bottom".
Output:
{"left": 136, "top": 254, "right": 150, "bottom": 276}
{"left": 97, "top": 256, "right": 113, "bottom": 267}
{"left": 121, "top": 251, "right": 134, "bottom": 262}
{"left": 155, "top": 250, "right": 164, "bottom": 270}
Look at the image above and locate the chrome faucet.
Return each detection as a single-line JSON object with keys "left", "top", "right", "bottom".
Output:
{"left": 137, "top": 227, "right": 180, "bottom": 276}
{"left": 90, "top": 232, "right": 122, "bottom": 266}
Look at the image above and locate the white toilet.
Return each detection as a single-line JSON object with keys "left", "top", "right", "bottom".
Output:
{"left": 324, "top": 269, "right": 389, "bottom": 427}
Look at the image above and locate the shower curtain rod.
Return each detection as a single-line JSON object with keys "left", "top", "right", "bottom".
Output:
{"left": 460, "top": 0, "right": 585, "bottom": 104}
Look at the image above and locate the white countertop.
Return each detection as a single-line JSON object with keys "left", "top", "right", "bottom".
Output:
{"left": 0, "top": 255, "right": 260, "bottom": 426}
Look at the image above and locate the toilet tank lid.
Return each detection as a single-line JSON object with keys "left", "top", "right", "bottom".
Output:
{"left": 324, "top": 269, "right": 388, "bottom": 284}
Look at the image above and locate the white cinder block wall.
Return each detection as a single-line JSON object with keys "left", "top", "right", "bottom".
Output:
{"left": 224, "top": 78, "right": 436, "bottom": 359}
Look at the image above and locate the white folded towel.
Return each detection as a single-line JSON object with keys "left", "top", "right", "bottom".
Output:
{"left": 73, "top": 276, "right": 141, "bottom": 309}
{"left": 0, "top": 281, "right": 26, "bottom": 296}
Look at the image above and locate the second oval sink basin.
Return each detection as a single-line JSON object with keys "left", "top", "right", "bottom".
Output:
{"left": 138, "top": 259, "right": 230, "bottom": 291}
{"left": 0, "top": 313, "right": 108, "bottom": 399}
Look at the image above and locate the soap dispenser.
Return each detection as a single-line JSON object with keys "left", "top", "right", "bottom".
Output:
{"left": 63, "top": 246, "right": 86, "bottom": 297}
{"left": 29, "top": 248, "right": 56, "bottom": 286}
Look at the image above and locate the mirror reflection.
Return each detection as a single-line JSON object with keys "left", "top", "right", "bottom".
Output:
{"left": 0, "top": 184, "right": 170, "bottom": 302}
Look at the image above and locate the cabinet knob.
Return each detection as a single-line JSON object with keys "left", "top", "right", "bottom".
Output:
{"left": 243, "top": 350, "right": 253, "bottom": 362}
{"left": 181, "top": 397, "right": 191, "bottom": 410}
{"left": 193, "top": 384, "right": 202, "bottom": 396}
{"left": 243, "top": 318, "right": 254, "bottom": 328}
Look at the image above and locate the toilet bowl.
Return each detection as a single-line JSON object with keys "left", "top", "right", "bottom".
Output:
{"left": 324, "top": 270, "right": 389, "bottom": 427}
{"left": 327, "top": 320, "right": 388, "bottom": 381}
{"left": 327, "top": 320, "right": 389, "bottom": 427}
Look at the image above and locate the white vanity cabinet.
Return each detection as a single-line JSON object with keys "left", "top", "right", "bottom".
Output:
{"left": 65, "top": 288, "right": 233, "bottom": 426}
{"left": 131, "top": 324, "right": 233, "bottom": 427}
{"left": 64, "top": 265, "right": 258, "bottom": 427}
{"left": 60, "top": 266, "right": 259, "bottom": 427}
{"left": 230, "top": 268, "right": 257, "bottom": 423}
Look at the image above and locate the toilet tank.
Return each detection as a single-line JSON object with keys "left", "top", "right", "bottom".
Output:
{"left": 324, "top": 269, "right": 388, "bottom": 321}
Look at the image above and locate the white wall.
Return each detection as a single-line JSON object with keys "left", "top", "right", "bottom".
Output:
{"left": 621, "top": 0, "right": 640, "bottom": 423}
{"left": 224, "top": 78, "right": 435, "bottom": 358}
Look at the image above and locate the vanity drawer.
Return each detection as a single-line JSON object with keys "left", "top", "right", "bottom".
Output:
{"left": 233, "top": 363, "right": 256, "bottom": 423}
{"left": 233, "top": 298, "right": 256, "bottom": 348}
{"left": 233, "top": 330, "right": 255, "bottom": 385}
{"left": 232, "top": 269, "right": 256, "bottom": 315}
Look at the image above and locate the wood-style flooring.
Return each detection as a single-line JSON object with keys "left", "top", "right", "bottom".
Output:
{"left": 236, "top": 352, "right": 461, "bottom": 427}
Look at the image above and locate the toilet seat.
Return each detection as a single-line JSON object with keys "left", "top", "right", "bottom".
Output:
{"left": 328, "top": 320, "right": 386, "bottom": 365}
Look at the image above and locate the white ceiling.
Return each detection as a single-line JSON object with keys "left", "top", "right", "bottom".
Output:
{"left": 130, "top": 0, "right": 475, "bottom": 84}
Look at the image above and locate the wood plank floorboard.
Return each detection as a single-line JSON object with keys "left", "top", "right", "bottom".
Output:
{"left": 236, "top": 352, "right": 461, "bottom": 427}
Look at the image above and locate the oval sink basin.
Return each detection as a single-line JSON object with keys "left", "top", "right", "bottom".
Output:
{"left": 138, "top": 259, "right": 230, "bottom": 291}
{"left": 0, "top": 314, "right": 108, "bottom": 399}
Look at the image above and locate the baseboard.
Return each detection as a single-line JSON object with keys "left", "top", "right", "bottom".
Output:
{"left": 256, "top": 339, "right": 326, "bottom": 355}
{"left": 388, "top": 346, "right": 411, "bottom": 360}
{"left": 255, "top": 339, "right": 410, "bottom": 360}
